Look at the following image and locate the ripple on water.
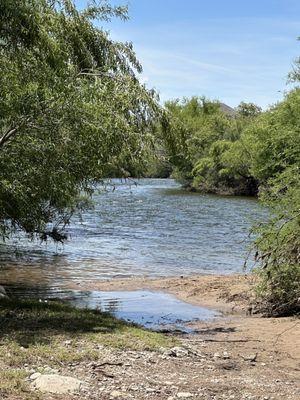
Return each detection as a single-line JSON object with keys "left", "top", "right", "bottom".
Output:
{"left": 0, "top": 179, "right": 266, "bottom": 287}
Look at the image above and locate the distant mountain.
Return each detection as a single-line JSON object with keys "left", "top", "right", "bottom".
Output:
{"left": 219, "top": 103, "right": 236, "bottom": 117}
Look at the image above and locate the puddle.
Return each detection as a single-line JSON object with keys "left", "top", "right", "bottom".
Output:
{"left": 69, "top": 290, "right": 221, "bottom": 332}
{"left": 4, "top": 285, "right": 221, "bottom": 332}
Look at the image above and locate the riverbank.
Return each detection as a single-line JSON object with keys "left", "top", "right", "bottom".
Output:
{"left": 68, "top": 274, "right": 257, "bottom": 313}
{"left": 1, "top": 273, "right": 299, "bottom": 399}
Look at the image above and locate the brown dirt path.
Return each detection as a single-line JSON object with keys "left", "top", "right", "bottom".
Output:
{"left": 61, "top": 274, "right": 300, "bottom": 400}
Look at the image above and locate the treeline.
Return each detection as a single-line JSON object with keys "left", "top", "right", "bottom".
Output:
{"left": 157, "top": 90, "right": 300, "bottom": 316}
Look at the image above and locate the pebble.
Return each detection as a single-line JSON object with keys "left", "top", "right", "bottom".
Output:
{"left": 110, "top": 390, "right": 128, "bottom": 398}
{"left": 29, "top": 372, "right": 42, "bottom": 380}
{"left": 242, "top": 353, "right": 257, "bottom": 362}
{"left": 146, "top": 388, "right": 156, "bottom": 393}
{"left": 166, "top": 347, "right": 189, "bottom": 358}
{"left": 177, "top": 393, "right": 193, "bottom": 398}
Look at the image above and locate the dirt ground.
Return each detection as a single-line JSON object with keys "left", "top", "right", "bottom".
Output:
{"left": 2, "top": 274, "right": 299, "bottom": 400}
{"left": 62, "top": 274, "right": 300, "bottom": 400}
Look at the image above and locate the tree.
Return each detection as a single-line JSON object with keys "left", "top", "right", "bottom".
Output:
{"left": 236, "top": 102, "right": 262, "bottom": 118}
{"left": 162, "top": 97, "right": 259, "bottom": 195}
{"left": 0, "top": 0, "right": 161, "bottom": 241}
{"left": 249, "top": 89, "right": 300, "bottom": 316}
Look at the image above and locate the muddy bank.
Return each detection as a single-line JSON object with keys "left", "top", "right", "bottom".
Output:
{"left": 61, "top": 273, "right": 300, "bottom": 398}
{"left": 67, "top": 274, "right": 257, "bottom": 313}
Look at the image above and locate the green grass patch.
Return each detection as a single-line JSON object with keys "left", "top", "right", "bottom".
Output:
{"left": 0, "top": 300, "right": 175, "bottom": 367}
{"left": 0, "top": 297, "right": 176, "bottom": 397}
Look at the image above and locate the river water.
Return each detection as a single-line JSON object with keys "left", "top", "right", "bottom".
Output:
{"left": 0, "top": 179, "right": 264, "bottom": 288}
{"left": 0, "top": 179, "right": 265, "bottom": 329}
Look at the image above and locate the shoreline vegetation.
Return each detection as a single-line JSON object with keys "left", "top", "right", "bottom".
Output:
{"left": 0, "top": 274, "right": 299, "bottom": 399}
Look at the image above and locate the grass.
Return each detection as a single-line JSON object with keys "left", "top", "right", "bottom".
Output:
{"left": 0, "top": 298, "right": 176, "bottom": 398}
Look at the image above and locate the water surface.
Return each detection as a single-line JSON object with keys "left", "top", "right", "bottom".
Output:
{"left": 4, "top": 284, "right": 220, "bottom": 331}
{"left": 0, "top": 179, "right": 264, "bottom": 288}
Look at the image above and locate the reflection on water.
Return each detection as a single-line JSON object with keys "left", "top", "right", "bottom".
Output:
{"left": 72, "top": 290, "right": 221, "bottom": 331}
{"left": 0, "top": 179, "right": 265, "bottom": 288}
{"left": 5, "top": 284, "right": 220, "bottom": 331}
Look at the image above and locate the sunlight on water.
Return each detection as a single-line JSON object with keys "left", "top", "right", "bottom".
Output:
{"left": 0, "top": 179, "right": 265, "bottom": 288}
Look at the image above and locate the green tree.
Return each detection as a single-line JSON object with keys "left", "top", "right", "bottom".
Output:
{"left": 0, "top": 0, "right": 161, "bottom": 241}
{"left": 162, "top": 97, "right": 259, "bottom": 195}
{"left": 248, "top": 89, "right": 300, "bottom": 315}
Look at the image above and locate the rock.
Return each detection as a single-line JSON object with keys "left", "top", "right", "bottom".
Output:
{"left": 32, "top": 374, "right": 82, "bottom": 394}
{"left": 0, "top": 285, "right": 6, "bottom": 295}
{"left": 213, "top": 352, "right": 220, "bottom": 359}
{"left": 64, "top": 340, "right": 72, "bottom": 346}
{"left": 241, "top": 353, "right": 257, "bottom": 362}
{"left": 110, "top": 390, "right": 128, "bottom": 398}
{"left": 0, "top": 285, "right": 8, "bottom": 299}
{"left": 222, "top": 351, "right": 230, "bottom": 359}
{"left": 29, "top": 372, "right": 42, "bottom": 380}
{"left": 166, "top": 347, "right": 189, "bottom": 357}
{"left": 216, "top": 361, "right": 238, "bottom": 370}
{"left": 146, "top": 388, "right": 156, "bottom": 393}
{"left": 177, "top": 393, "right": 193, "bottom": 398}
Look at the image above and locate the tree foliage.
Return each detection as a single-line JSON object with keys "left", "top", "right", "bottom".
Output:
{"left": 249, "top": 90, "right": 300, "bottom": 316}
{"left": 0, "top": 0, "right": 161, "bottom": 241}
{"left": 162, "top": 97, "right": 259, "bottom": 195}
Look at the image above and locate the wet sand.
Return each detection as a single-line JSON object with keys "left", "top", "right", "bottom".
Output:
{"left": 67, "top": 273, "right": 300, "bottom": 389}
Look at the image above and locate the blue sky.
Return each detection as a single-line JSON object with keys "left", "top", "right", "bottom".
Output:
{"left": 77, "top": 1, "right": 300, "bottom": 108}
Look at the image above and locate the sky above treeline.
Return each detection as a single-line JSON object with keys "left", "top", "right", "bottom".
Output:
{"left": 76, "top": 0, "right": 300, "bottom": 109}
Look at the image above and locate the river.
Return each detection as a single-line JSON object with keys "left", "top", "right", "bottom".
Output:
{"left": 0, "top": 179, "right": 264, "bottom": 290}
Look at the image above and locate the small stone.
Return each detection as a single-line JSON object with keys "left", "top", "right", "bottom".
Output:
{"left": 223, "top": 351, "right": 230, "bottom": 359}
{"left": 241, "top": 353, "right": 257, "bottom": 362}
{"left": 29, "top": 372, "right": 42, "bottom": 380}
{"left": 217, "top": 361, "right": 238, "bottom": 370}
{"left": 213, "top": 352, "right": 220, "bottom": 358}
{"left": 110, "top": 390, "right": 127, "bottom": 398}
{"left": 177, "top": 393, "right": 193, "bottom": 398}
{"left": 0, "top": 285, "right": 8, "bottom": 299}
{"left": 64, "top": 340, "right": 72, "bottom": 346}
{"left": 166, "top": 347, "right": 189, "bottom": 357}
{"left": 146, "top": 388, "right": 156, "bottom": 393}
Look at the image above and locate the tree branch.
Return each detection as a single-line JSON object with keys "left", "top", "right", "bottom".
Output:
{"left": 0, "top": 126, "right": 19, "bottom": 149}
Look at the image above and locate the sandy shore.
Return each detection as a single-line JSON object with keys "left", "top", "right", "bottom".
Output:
{"left": 64, "top": 273, "right": 300, "bottom": 398}
{"left": 69, "top": 273, "right": 257, "bottom": 313}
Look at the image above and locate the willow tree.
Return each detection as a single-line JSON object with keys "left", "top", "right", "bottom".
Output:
{"left": 0, "top": 0, "right": 161, "bottom": 241}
